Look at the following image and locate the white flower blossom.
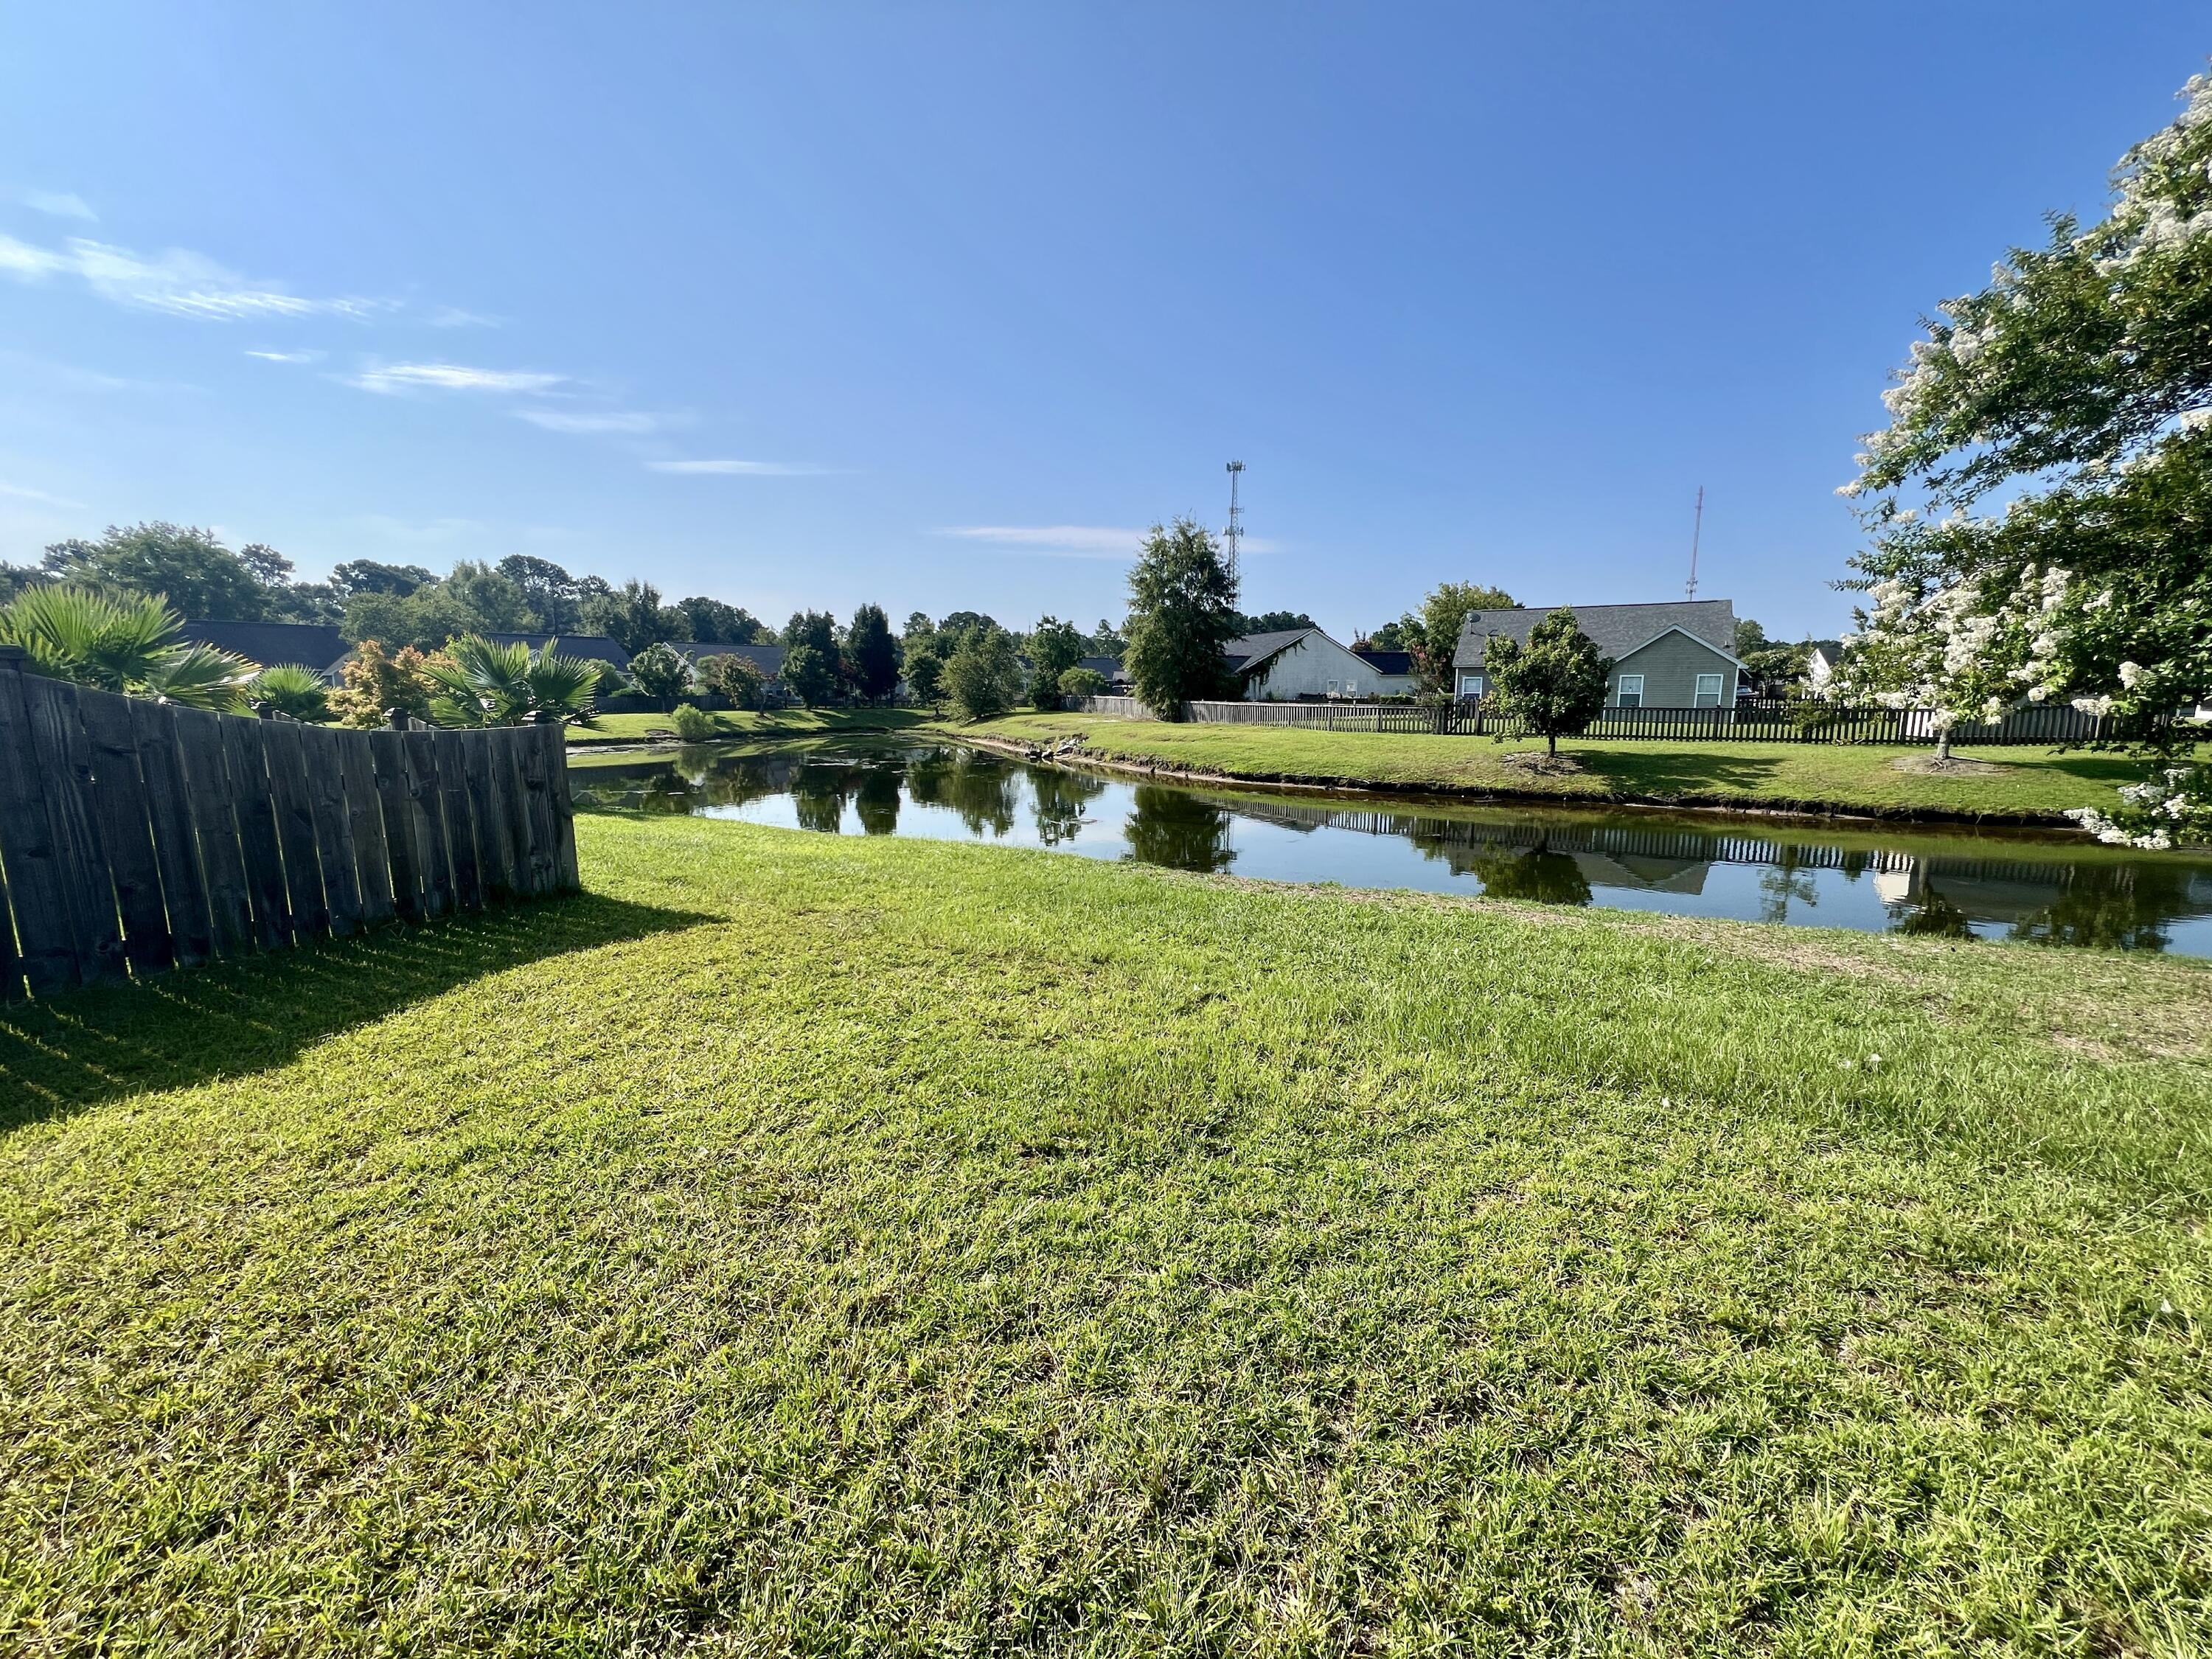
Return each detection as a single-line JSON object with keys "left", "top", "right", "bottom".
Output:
{"left": 2118, "top": 661, "right": 2146, "bottom": 688}
{"left": 2073, "top": 695, "right": 2115, "bottom": 717}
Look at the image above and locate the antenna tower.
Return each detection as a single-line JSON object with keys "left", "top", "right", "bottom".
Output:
{"left": 1685, "top": 485, "right": 1705, "bottom": 600}
{"left": 1223, "top": 460, "right": 1245, "bottom": 583}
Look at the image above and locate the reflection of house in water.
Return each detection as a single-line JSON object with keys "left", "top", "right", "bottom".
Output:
{"left": 1218, "top": 797, "right": 2208, "bottom": 948}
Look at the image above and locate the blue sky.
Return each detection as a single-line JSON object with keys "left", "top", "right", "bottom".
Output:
{"left": 1, "top": 4, "right": 2205, "bottom": 641}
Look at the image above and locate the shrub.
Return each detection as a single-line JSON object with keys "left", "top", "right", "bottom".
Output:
{"left": 247, "top": 663, "right": 332, "bottom": 723}
{"left": 672, "top": 703, "right": 718, "bottom": 742}
{"left": 698, "top": 652, "right": 766, "bottom": 709}
{"left": 1057, "top": 666, "right": 1109, "bottom": 702}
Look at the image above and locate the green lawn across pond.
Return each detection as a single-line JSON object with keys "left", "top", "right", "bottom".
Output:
{"left": 568, "top": 707, "right": 929, "bottom": 745}
{"left": 955, "top": 712, "right": 2177, "bottom": 823}
{"left": 2, "top": 814, "right": 2208, "bottom": 1653}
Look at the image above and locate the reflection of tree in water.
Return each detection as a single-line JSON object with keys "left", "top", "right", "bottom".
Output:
{"left": 789, "top": 764, "right": 851, "bottom": 834}
{"left": 1466, "top": 846, "right": 1592, "bottom": 906}
{"left": 1123, "top": 786, "right": 1237, "bottom": 872}
{"left": 1029, "top": 765, "right": 1107, "bottom": 846}
{"left": 853, "top": 765, "right": 902, "bottom": 836}
{"left": 2009, "top": 863, "right": 2191, "bottom": 952}
{"left": 1896, "top": 888, "right": 1973, "bottom": 939}
{"left": 905, "top": 748, "right": 1018, "bottom": 836}
{"left": 1758, "top": 847, "right": 1820, "bottom": 924}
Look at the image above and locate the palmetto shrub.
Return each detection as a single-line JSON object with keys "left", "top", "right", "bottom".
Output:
{"left": 0, "top": 584, "right": 255, "bottom": 710}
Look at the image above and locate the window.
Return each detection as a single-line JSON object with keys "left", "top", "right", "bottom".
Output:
{"left": 1460, "top": 673, "right": 1485, "bottom": 697}
{"left": 1617, "top": 673, "right": 1644, "bottom": 709}
{"left": 1694, "top": 672, "right": 1723, "bottom": 707}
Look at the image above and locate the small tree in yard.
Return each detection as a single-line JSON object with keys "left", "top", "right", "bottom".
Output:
{"left": 330, "top": 639, "right": 437, "bottom": 727}
{"left": 781, "top": 641, "right": 839, "bottom": 706}
{"left": 1027, "top": 616, "right": 1085, "bottom": 708}
{"left": 942, "top": 625, "right": 1023, "bottom": 721}
{"left": 1395, "top": 581, "right": 1517, "bottom": 698}
{"left": 1485, "top": 608, "right": 1610, "bottom": 757}
{"left": 1124, "top": 518, "right": 1239, "bottom": 719}
{"left": 625, "top": 642, "right": 694, "bottom": 710}
{"left": 699, "top": 652, "right": 767, "bottom": 709}
{"left": 1058, "top": 665, "right": 1108, "bottom": 702}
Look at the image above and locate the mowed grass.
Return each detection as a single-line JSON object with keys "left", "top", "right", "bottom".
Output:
{"left": 2, "top": 815, "right": 2210, "bottom": 1655}
{"left": 571, "top": 708, "right": 928, "bottom": 745}
{"left": 957, "top": 712, "right": 2176, "bottom": 823}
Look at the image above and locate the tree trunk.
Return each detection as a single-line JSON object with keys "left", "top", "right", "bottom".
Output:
{"left": 1934, "top": 728, "right": 1952, "bottom": 763}
{"left": 1547, "top": 731, "right": 1558, "bottom": 757}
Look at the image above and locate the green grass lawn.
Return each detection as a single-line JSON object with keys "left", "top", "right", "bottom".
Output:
{"left": 953, "top": 712, "right": 2177, "bottom": 824}
{"left": 571, "top": 707, "right": 929, "bottom": 745}
{"left": 2, "top": 815, "right": 2208, "bottom": 1653}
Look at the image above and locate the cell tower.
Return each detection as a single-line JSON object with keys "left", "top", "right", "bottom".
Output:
{"left": 1685, "top": 484, "right": 1705, "bottom": 600}
{"left": 1224, "top": 460, "right": 1245, "bottom": 582}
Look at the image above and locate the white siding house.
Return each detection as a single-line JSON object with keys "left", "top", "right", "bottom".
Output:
{"left": 1227, "top": 627, "right": 1396, "bottom": 700}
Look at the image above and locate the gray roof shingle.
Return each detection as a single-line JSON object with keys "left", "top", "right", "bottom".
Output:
{"left": 1223, "top": 627, "right": 1323, "bottom": 673}
{"left": 1453, "top": 601, "right": 1739, "bottom": 670}
{"left": 179, "top": 620, "right": 349, "bottom": 673}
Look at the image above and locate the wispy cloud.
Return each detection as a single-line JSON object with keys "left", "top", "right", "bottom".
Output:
{"left": 0, "top": 232, "right": 389, "bottom": 321}
{"left": 426, "top": 305, "right": 501, "bottom": 328}
{"left": 246, "top": 347, "right": 325, "bottom": 364}
{"left": 518, "top": 408, "right": 661, "bottom": 434}
{"left": 349, "top": 361, "right": 566, "bottom": 394}
{"left": 0, "top": 479, "right": 84, "bottom": 508}
{"left": 647, "top": 458, "right": 829, "bottom": 476}
{"left": 939, "top": 524, "right": 1145, "bottom": 558}
{"left": 18, "top": 189, "right": 95, "bottom": 221}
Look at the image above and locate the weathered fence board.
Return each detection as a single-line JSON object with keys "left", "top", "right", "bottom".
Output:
{"left": 174, "top": 706, "right": 255, "bottom": 957}
{"left": 0, "top": 650, "right": 582, "bottom": 1001}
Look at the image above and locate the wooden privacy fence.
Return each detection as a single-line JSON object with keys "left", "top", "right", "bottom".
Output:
{"left": 0, "top": 646, "right": 579, "bottom": 1002}
{"left": 1080, "top": 694, "right": 2140, "bottom": 747}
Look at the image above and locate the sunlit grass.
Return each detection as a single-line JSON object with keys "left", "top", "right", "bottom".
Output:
{"left": 1, "top": 814, "right": 2207, "bottom": 1653}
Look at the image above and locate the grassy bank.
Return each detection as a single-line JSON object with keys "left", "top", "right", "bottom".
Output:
{"left": 2, "top": 817, "right": 2208, "bottom": 1652}
{"left": 569, "top": 707, "right": 928, "bottom": 745}
{"left": 952, "top": 712, "right": 2171, "bottom": 823}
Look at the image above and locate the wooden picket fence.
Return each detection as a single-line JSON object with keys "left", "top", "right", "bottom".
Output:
{"left": 1081, "top": 694, "right": 2142, "bottom": 747}
{"left": 0, "top": 646, "right": 579, "bottom": 1002}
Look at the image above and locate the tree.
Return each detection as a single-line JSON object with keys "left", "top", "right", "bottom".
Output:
{"left": 941, "top": 625, "right": 1023, "bottom": 720}
{"left": 1834, "top": 66, "right": 2212, "bottom": 776}
{"left": 1394, "top": 582, "right": 1517, "bottom": 698}
{"left": 330, "top": 559, "right": 436, "bottom": 597}
{"left": 846, "top": 603, "right": 900, "bottom": 700}
{"left": 418, "top": 636, "right": 603, "bottom": 728}
{"left": 1733, "top": 617, "right": 1772, "bottom": 658}
{"left": 1088, "top": 617, "right": 1127, "bottom": 655}
{"left": 41, "top": 523, "right": 271, "bottom": 620}
{"left": 1026, "top": 615, "right": 1085, "bottom": 708}
{"left": 625, "top": 641, "right": 695, "bottom": 709}
{"left": 582, "top": 580, "right": 689, "bottom": 654}
{"left": 497, "top": 556, "right": 582, "bottom": 632}
{"left": 1123, "top": 518, "right": 1239, "bottom": 719}
{"left": 0, "top": 585, "right": 255, "bottom": 709}
{"left": 698, "top": 651, "right": 767, "bottom": 709}
{"left": 902, "top": 638, "right": 945, "bottom": 706}
{"left": 781, "top": 641, "right": 839, "bottom": 706}
{"left": 1231, "top": 609, "right": 1316, "bottom": 635}
{"left": 1057, "top": 665, "right": 1108, "bottom": 701}
{"left": 676, "top": 595, "right": 765, "bottom": 643}
{"left": 1362, "top": 620, "right": 1411, "bottom": 653}
{"left": 1484, "top": 608, "right": 1610, "bottom": 757}
{"left": 329, "top": 639, "right": 437, "bottom": 727}
{"left": 246, "top": 664, "right": 331, "bottom": 723}
{"left": 442, "top": 560, "right": 535, "bottom": 633}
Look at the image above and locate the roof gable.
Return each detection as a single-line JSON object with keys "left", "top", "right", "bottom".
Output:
{"left": 1453, "top": 600, "right": 1737, "bottom": 669}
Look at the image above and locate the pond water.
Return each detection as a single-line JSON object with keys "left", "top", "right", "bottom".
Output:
{"left": 574, "top": 739, "right": 2212, "bottom": 956}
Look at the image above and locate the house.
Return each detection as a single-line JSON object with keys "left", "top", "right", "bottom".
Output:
{"left": 477, "top": 632, "right": 633, "bottom": 668}
{"left": 1350, "top": 647, "right": 1416, "bottom": 698}
{"left": 1805, "top": 642, "right": 1842, "bottom": 693}
{"left": 1453, "top": 600, "right": 1744, "bottom": 707}
{"left": 1225, "top": 626, "right": 1396, "bottom": 700}
{"left": 179, "top": 620, "right": 350, "bottom": 678}
{"left": 674, "top": 641, "right": 785, "bottom": 691}
{"left": 1074, "top": 654, "right": 1127, "bottom": 690}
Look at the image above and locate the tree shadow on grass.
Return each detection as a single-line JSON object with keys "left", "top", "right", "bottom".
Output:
{"left": 0, "top": 894, "right": 714, "bottom": 1130}
{"left": 1573, "top": 749, "right": 1792, "bottom": 798}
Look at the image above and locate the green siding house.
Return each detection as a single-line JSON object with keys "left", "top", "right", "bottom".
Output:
{"left": 1451, "top": 600, "right": 1745, "bottom": 707}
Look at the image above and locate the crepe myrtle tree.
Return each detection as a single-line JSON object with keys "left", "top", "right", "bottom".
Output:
{"left": 1833, "top": 66, "right": 2212, "bottom": 824}
{"left": 1484, "top": 608, "right": 1610, "bottom": 757}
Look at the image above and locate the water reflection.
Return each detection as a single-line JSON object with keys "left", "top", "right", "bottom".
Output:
{"left": 570, "top": 740, "right": 2212, "bottom": 956}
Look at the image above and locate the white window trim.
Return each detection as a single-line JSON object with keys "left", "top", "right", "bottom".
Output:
{"left": 1460, "top": 672, "right": 1485, "bottom": 696}
{"left": 1694, "top": 672, "right": 1723, "bottom": 707}
{"left": 1617, "top": 672, "right": 1644, "bottom": 708}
